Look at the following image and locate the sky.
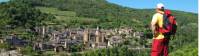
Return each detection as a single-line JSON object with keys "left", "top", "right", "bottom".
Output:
{"left": 0, "top": 0, "right": 8, "bottom": 2}
{"left": 106, "top": 0, "right": 198, "bottom": 13}
{"left": 0, "top": 0, "right": 198, "bottom": 13}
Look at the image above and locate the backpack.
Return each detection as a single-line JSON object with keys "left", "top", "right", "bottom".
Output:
{"left": 158, "top": 10, "right": 177, "bottom": 36}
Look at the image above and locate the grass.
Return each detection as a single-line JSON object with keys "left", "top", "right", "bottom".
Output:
{"left": 169, "top": 41, "right": 198, "bottom": 56}
{"left": 36, "top": 7, "right": 100, "bottom": 27}
{"left": 36, "top": 7, "right": 76, "bottom": 17}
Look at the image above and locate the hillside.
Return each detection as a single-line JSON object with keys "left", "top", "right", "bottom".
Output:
{"left": 0, "top": 0, "right": 198, "bottom": 56}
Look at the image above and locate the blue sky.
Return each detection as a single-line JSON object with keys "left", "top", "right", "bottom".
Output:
{"left": 106, "top": 0, "right": 198, "bottom": 13}
{"left": 0, "top": 0, "right": 8, "bottom": 2}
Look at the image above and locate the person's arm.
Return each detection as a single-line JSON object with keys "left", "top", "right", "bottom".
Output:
{"left": 151, "top": 14, "right": 158, "bottom": 37}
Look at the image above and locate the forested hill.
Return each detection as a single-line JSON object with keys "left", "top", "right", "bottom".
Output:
{"left": 21, "top": 0, "right": 198, "bottom": 29}
{"left": 0, "top": 0, "right": 198, "bottom": 56}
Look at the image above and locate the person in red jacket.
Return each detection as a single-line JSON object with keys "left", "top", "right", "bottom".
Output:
{"left": 151, "top": 3, "right": 169, "bottom": 56}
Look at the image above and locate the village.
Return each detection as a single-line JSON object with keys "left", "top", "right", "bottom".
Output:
{"left": 0, "top": 26, "right": 147, "bottom": 53}
{"left": 34, "top": 26, "right": 146, "bottom": 52}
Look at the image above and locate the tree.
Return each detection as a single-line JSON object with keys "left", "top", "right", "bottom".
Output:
{"left": 0, "top": 0, "right": 54, "bottom": 29}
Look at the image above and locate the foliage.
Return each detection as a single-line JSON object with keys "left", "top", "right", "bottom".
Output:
{"left": 72, "top": 46, "right": 150, "bottom": 56}
{"left": 0, "top": 43, "right": 10, "bottom": 49}
{"left": 20, "top": 46, "right": 39, "bottom": 56}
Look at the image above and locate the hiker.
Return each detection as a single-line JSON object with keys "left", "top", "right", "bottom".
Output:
{"left": 150, "top": 3, "right": 177, "bottom": 56}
